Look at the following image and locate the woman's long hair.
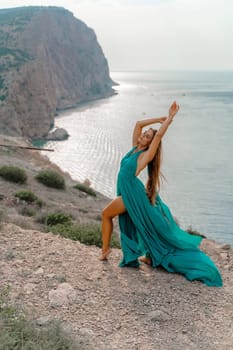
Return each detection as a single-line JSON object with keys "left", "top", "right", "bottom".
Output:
{"left": 146, "top": 129, "right": 163, "bottom": 204}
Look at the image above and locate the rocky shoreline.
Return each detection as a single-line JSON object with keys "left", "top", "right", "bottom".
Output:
{"left": 0, "top": 135, "right": 233, "bottom": 349}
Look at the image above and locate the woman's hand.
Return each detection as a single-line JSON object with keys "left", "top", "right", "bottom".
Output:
{"left": 169, "top": 101, "right": 180, "bottom": 118}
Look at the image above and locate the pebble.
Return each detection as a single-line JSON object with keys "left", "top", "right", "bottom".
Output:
{"left": 36, "top": 316, "right": 50, "bottom": 326}
{"left": 34, "top": 267, "right": 44, "bottom": 275}
{"left": 146, "top": 310, "right": 171, "bottom": 322}
{"left": 49, "top": 282, "right": 77, "bottom": 307}
{"left": 220, "top": 244, "right": 231, "bottom": 250}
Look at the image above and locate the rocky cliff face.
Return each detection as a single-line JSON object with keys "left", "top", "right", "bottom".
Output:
{"left": 0, "top": 6, "right": 114, "bottom": 139}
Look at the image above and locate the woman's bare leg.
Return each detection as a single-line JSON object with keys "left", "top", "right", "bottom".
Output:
{"left": 99, "top": 196, "right": 126, "bottom": 260}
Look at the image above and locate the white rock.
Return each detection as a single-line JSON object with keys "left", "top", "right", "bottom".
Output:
{"left": 36, "top": 316, "right": 50, "bottom": 326}
{"left": 147, "top": 310, "right": 171, "bottom": 322}
{"left": 45, "top": 128, "right": 69, "bottom": 141}
{"left": 79, "top": 327, "right": 95, "bottom": 337}
{"left": 24, "top": 283, "right": 37, "bottom": 294}
{"left": 220, "top": 252, "right": 228, "bottom": 260}
{"left": 49, "top": 282, "right": 77, "bottom": 307}
{"left": 34, "top": 267, "right": 44, "bottom": 275}
{"left": 47, "top": 273, "right": 56, "bottom": 278}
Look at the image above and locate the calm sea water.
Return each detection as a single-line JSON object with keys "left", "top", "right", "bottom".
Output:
{"left": 43, "top": 71, "right": 233, "bottom": 244}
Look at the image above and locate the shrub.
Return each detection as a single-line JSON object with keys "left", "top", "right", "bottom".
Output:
{"left": 5, "top": 249, "right": 15, "bottom": 260}
{"left": 0, "top": 76, "right": 4, "bottom": 89}
{"left": 0, "top": 287, "right": 77, "bottom": 350}
{"left": 44, "top": 212, "right": 72, "bottom": 226}
{"left": 35, "top": 198, "right": 44, "bottom": 208}
{"left": 186, "top": 225, "right": 206, "bottom": 238}
{"left": 50, "top": 223, "right": 121, "bottom": 248}
{"left": 14, "top": 190, "right": 44, "bottom": 210}
{"left": 0, "top": 94, "right": 7, "bottom": 101}
{"left": 55, "top": 275, "right": 67, "bottom": 283}
{"left": 14, "top": 190, "right": 38, "bottom": 203}
{"left": 0, "top": 209, "right": 5, "bottom": 228}
{"left": 0, "top": 166, "right": 27, "bottom": 183}
{"left": 74, "top": 183, "right": 96, "bottom": 197}
{"left": 35, "top": 170, "right": 65, "bottom": 189}
{"left": 19, "top": 206, "right": 36, "bottom": 217}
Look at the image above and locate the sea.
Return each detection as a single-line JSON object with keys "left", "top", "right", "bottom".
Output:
{"left": 42, "top": 71, "right": 233, "bottom": 245}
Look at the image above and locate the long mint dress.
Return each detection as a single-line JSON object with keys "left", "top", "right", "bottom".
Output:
{"left": 117, "top": 146, "right": 222, "bottom": 287}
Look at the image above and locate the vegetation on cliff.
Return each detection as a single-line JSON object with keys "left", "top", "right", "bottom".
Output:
{"left": 0, "top": 135, "right": 120, "bottom": 247}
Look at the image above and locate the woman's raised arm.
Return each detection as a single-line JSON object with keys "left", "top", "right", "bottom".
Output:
{"left": 132, "top": 116, "right": 167, "bottom": 146}
{"left": 136, "top": 102, "right": 180, "bottom": 175}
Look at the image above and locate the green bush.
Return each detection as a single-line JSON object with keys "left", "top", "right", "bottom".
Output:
{"left": 44, "top": 212, "right": 72, "bottom": 226}
{"left": 50, "top": 223, "right": 121, "bottom": 248}
{"left": 0, "top": 166, "right": 27, "bottom": 183}
{"left": 0, "top": 94, "right": 7, "bottom": 101}
{"left": 186, "top": 225, "right": 206, "bottom": 238}
{"left": 74, "top": 183, "right": 96, "bottom": 197}
{"left": 35, "top": 170, "right": 65, "bottom": 189}
{"left": 0, "top": 287, "right": 77, "bottom": 350}
{"left": 0, "top": 209, "right": 5, "bottom": 227}
{"left": 14, "top": 190, "right": 38, "bottom": 203}
{"left": 0, "top": 76, "right": 4, "bottom": 89}
{"left": 14, "top": 190, "right": 44, "bottom": 209}
{"left": 35, "top": 198, "right": 44, "bottom": 208}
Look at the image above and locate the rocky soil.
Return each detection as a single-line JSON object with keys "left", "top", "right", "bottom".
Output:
{"left": 0, "top": 224, "right": 232, "bottom": 350}
{"left": 0, "top": 135, "right": 233, "bottom": 349}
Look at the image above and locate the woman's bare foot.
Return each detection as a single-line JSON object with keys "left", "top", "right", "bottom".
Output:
{"left": 139, "top": 256, "right": 152, "bottom": 266}
{"left": 99, "top": 248, "right": 111, "bottom": 261}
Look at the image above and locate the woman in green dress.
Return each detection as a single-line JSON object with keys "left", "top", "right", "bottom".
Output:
{"left": 99, "top": 102, "right": 222, "bottom": 287}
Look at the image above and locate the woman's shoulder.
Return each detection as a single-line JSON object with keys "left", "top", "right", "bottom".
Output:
{"left": 125, "top": 146, "right": 137, "bottom": 156}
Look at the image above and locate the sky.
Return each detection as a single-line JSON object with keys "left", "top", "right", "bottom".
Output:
{"left": 0, "top": 0, "right": 233, "bottom": 71}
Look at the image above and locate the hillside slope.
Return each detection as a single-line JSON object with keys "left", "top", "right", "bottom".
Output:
{"left": 0, "top": 136, "right": 232, "bottom": 349}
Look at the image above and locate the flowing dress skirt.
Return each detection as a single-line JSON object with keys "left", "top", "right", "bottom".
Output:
{"left": 117, "top": 148, "right": 222, "bottom": 287}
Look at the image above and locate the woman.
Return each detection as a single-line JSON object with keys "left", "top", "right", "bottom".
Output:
{"left": 99, "top": 102, "right": 222, "bottom": 287}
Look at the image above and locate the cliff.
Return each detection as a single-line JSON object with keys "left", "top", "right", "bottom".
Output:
{"left": 0, "top": 6, "right": 114, "bottom": 139}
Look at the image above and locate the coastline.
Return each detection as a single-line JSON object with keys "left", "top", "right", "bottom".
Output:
{"left": 31, "top": 88, "right": 118, "bottom": 145}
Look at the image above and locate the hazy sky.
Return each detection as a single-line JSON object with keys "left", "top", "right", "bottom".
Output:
{"left": 1, "top": 0, "right": 233, "bottom": 71}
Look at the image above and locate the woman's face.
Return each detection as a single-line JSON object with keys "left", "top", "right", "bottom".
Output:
{"left": 138, "top": 128, "right": 154, "bottom": 147}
